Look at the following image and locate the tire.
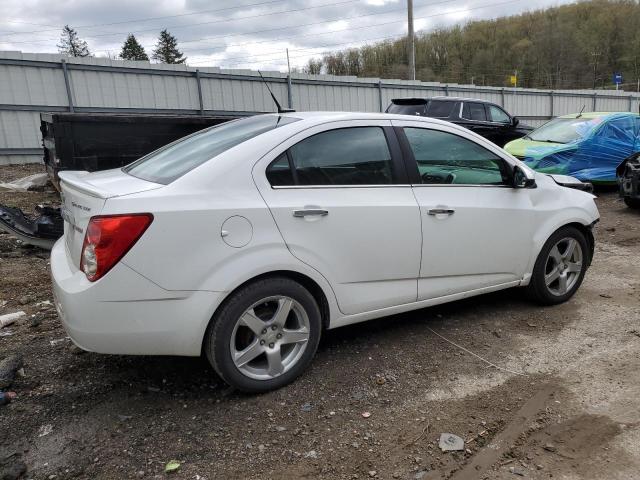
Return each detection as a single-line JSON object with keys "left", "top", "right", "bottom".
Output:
{"left": 526, "top": 226, "right": 590, "bottom": 305}
{"left": 624, "top": 197, "right": 640, "bottom": 209}
{"left": 204, "top": 277, "right": 321, "bottom": 393}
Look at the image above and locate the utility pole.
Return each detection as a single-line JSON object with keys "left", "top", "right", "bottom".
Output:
{"left": 407, "top": 0, "right": 415, "bottom": 81}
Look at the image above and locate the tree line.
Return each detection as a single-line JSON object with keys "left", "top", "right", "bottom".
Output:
{"left": 305, "top": 0, "right": 640, "bottom": 91}
{"left": 57, "top": 26, "right": 185, "bottom": 64}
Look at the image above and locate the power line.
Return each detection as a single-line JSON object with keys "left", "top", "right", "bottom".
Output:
{"left": 92, "top": 0, "right": 460, "bottom": 56}
{"left": 0, "top": 0, "right": 292, "bottom": 37}
{"left": 190, "top": 0, "right": 528, "bottom": 67}
{"left": 1, "top": 0, "right": 363, "bottom": 44}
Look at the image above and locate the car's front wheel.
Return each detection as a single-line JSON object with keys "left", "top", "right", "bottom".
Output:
{"left": 204, "top": 277, "right": 321, "bottom": 393}
{"left": 526, "top": 226, "right": 590, "bottom": 305}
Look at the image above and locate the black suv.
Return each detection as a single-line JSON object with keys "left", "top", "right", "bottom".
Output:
{"left": 386, "top": 97, "right": 533, "bottom": 147}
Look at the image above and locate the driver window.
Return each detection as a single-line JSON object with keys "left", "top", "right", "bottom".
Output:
{"left": 488, "top": 105, "right": 510, "bottom": 124}
{"left": 403, "top": 128, "right": 509, "bottom": 185}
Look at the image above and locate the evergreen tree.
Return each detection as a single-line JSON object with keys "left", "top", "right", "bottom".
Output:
{"left": 57, "top": 25, "right": 91, "bottom": 57}
{"left": 120, "top": 34, "right": 149, "bottom": 61}
{"left": 152, "top": 29, "right": 186, "bottom": 64}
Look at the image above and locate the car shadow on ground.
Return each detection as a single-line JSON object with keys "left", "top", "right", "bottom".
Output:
{"left": 58, "top": 286, "right": 541, "bottom": 398}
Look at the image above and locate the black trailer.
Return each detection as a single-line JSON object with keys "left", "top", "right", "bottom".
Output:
{"left": 1, "top": 113, "right": 236, "bottom": 248}
{"left": 41, "top": 112, "right": 234, "bottom": 191}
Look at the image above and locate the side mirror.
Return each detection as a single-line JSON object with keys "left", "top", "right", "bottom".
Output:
{"left": 513, "top": 165, "right": 536, "bottom": 189}
{"left": 511, "top": 116, "right": 520, "bottom": 127}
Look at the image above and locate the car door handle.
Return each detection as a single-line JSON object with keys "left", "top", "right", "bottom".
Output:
{"left": 293, "top": 209, "right": 329, "bottom": 218}
{"left": 427, "top": 208, "right": 455, "bottom": 216}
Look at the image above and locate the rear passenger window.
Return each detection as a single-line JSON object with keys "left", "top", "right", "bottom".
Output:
{"left": 288, "top": 127, "right": 394, "bottom": 186}
{"left": 266, "top": 153, "right": 295, "bottom": 186}
{"left": 462, "top": 102, "right": 487, "bottom": 122}
{"left": 425, "top": 100, "right": 456, "bottom": 118}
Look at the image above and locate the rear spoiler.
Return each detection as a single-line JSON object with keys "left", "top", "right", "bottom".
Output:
{"left": 390, "top": 98, "right": 428, "bottom": 105}
{"left": 58, "top": 171, "right": 110, "bottom": 199}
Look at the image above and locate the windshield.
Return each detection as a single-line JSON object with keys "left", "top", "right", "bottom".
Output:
{"left": 527, "top": 117, "right": 603, "bottom": 144}
{"left": 124, "top": 115, "right": 300, "bottom": 184}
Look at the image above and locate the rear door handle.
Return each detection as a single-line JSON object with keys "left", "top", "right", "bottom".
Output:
{"left": 293, "top": 209, "right": 329, "bottom": 218}
{"left": 427, "top": 208, "right": 455, "bottom": 216}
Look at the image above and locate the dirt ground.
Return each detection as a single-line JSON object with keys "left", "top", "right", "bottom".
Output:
{"left": 1, "top": 164, "right": 639, "bottom": 480}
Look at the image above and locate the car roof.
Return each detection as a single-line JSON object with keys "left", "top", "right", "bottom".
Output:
{"left": 269, "top": 111, "right": 458, "bottom": 127}
{"left": 390, "top": 96, "right": 492, "bottom": 104}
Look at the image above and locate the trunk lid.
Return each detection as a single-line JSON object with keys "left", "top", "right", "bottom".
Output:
{"left": 59, "top": 169, "right": 161, "bottom": 268}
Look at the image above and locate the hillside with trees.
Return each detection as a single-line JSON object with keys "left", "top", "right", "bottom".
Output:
{"left": 307, "top": 0, "right": 640, "bottom": 90}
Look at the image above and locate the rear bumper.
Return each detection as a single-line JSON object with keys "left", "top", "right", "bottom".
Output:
{"left": 51, "top": 239, "right": 223, "bottom": 356}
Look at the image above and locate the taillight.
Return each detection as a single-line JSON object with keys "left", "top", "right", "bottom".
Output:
{"left": 80, "top": 214, "right": 153, "bottom": 282}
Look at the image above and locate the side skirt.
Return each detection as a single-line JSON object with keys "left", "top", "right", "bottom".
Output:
{"left": 329, "top": 280, "right": 522, "bottom": 329}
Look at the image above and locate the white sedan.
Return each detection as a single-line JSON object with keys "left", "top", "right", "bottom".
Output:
{"left": 51, "top": 112, "right": 599, "bottom": 392}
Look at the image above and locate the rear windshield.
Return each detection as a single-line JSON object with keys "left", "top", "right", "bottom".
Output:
{"left": 387, "top": 100, "right": 427, "bottom": 116}
{"left": 387, "top": 99, "right": 455, "bottom": 118}
{"left": 124, "top": 115, "right": 300, "bottom": 184}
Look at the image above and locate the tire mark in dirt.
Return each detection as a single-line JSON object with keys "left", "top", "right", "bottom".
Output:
{"left": 450, "top": 383, "right": 556, "bottom": 480}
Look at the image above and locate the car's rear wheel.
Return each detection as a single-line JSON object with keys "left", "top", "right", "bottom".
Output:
{"left": 205, "top": 277, "right": 321, "bottom": 393}
{"left": 526, "top": 226, "right": 589, "bottom": 305}
{"left": 624, "top": 197, "right": 640, "bottom": 209}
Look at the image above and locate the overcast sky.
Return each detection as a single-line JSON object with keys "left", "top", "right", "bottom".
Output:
{"left": 0, "top": 0, "right": 575, "bottom": 72}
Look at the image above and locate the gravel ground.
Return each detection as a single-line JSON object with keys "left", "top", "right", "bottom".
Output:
{"left": 0, "top": 164, "right": 639, "bottom": 480}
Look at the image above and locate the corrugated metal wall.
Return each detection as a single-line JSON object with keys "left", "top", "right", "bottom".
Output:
{"left": 1, "top": 51, "right": 639, "bottom": 165}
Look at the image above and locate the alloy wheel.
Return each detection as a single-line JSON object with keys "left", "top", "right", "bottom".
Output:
{"left": 544, "top": 237, "right": 583, "bottom": 296}
{"left": 230, "top": 296, "right": 310, "bottom": 380}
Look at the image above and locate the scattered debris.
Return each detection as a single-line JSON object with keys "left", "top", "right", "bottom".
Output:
{"left": 303, "top": 450, "right": 318, "bottom": 459}
{"left": 543, "top": 443, "right": 557, "bottom": 452}
{"left": 301, "top": 403, "right": 312, "bottom": 412}
{"left": 375, "top": 376, "right": 386, "bottom": 385}
{"left": 38, "top": 424, "right": 53, "bottom": 437}
{"left": 0, "top": 354, "right": 23, "bottom": 389}
{"left": 0, "top": 204, "right": 62, "bottom": 250}
{"left": 165, "top": 460, "right": 181, "bottom": 473}
{"left": 0, "top": 391, "right": 17, "bottom": 405}
{"left": 439, "top": 433, "right": 465, "bottom": 452}
{"left": 275, "top": 426, "right": 287, "bottom": 432}
{"left": 0, "top": 173, "right": 49, "bottom": 192}
{"left": 362, "top": 411, "right": 371, "bottom": 418}
{"left": 629, "top": 330, "right": 640, "bottom": 338}
{"left": 49, "top": 337, "right": 70, "bottom": 346}
{"left": 509, "top": 466, "right": 526, "bottom": 476}
{"left": 368, "top": 470, "right": 377, "bottom": 477}
{"left": 0, "top": 311, "right": 25, "bottom": 329}
{"left": 599, "top": 293, "right": 613, "bottom": 299}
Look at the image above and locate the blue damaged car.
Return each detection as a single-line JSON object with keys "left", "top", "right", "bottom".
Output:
{"left": 505, "top": 112, "right": 640, "bottom": 183}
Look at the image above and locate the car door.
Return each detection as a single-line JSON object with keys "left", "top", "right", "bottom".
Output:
{"left": 254, "top": 120, "right": 422, "bottom": 316}
{"left": 391, "top": 119, "right": 536, "bottom": 300}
